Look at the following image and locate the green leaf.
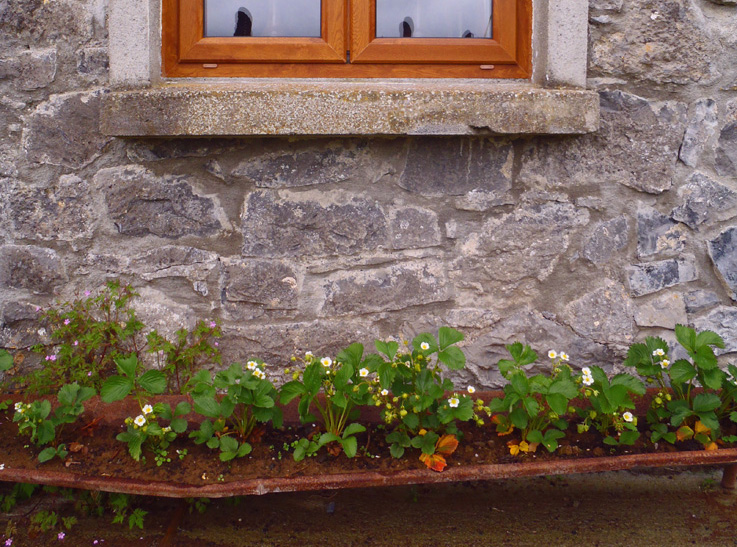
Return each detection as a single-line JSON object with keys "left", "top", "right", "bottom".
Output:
{"left": 114, "top": 354, "right": 139, "bottom": 379}
{"left": 343, "top": 423, "right": 366, "bottom": 438}
{"left": 603, "top": 436, "right": 619, "bottom": 446}
{"left": 701, "top": 368, "right": 726, "bottom": 390}
{"left": 219, "top": 436, "right": 238, "bottom": 453}
{"left": 38, "top": 447, "right": 58, "bottom": 463}
{"left": 695, "top": 330, "right": 725, "bottom": 349}
{"left": 438, "top": 327, "right": 464, "bottom": 350}
{"left": 336, "top": 343, "right": 363, "bottom": 368}
{"left": 318, "top": 432, "right": 341, "bottom": 447}
{"left": 526, "top": 430, "right": 543, "bottom": 444}
{"left": 402, "top": 412, "right": 419, "bottom": 431}
{"left": 675, "top": 325, "right": 696, "bottom": 353}
{"left": 341, "top": 436, "right": 358, "bottom": 458}
{"left": 618, "top": 430, "right": 640, "bottom": 446}
{"left": 731, "top": 411, "right": 737, "bottom": 424}
{"left": 507, "top": 343, "right": 537, "bottom": 367}
{"left": 623, "top": 343, "right": 649, "bottom": 368}
{"left": 279, "top": 381, "right": 306, "bottom": 404}
{"left": 413, "top": 333, "right": 438, "bottom": 354}
{"left": 610, "top": 373, "right": 646, "bottom": 395}
{"left": 254, "top": 394, "right": 275, "bottom": 408}
{"left": 692, "top": 393, "right": 721, "bottom": 413}
{"left": 693, "top": 345, "right": 719, "bottom": 370}
{"left": 510, "top": 373, "right": 529, "bottom": 396}
{"left": 668, "top": 360, "right": 696, "bottom": 385}
{"left": 375, "top": 340, "right": 399, "bottom": 360}
{"left": 546, "top": 393, "right": 568, "bottom": 416}
{"left": 548, "top": 378, "right": 578, "bottom": 399}
{"left": 57, "top": 383, "right": 80, "bottom": 406}
{"left": 438, "top": 347, "right": 466, "bottom": 370}
{"left": 100, "top": 376, "right": 134, "bottom": 403}
{"left": 138, "top": 370, "right": 167, "bottom": 394}
{"left": 170, "top": 418, "right": 188, "bottom": 434}
{"left": 0, "top": 349, "right": 12, "bottom": 372}
{"left": 509, "top": 407, "right": 529, "bottom": 429}
{"left": 389, "top": 443, "right": 405, "bottom": 459}
{"left": 174, "top": 401, "right": 191, "bottom": 417}
{"left": 192, "top": 395, "right": 221, "bottom": 418}
{"left": 236, "top": 442, "right": 252, "bottom": 458}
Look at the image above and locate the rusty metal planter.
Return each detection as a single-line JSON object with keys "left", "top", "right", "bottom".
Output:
{"left": 1, "top": 393, "right": 736, "bottom": 498}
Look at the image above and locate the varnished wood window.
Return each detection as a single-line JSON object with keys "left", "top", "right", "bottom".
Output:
{"left": 163, "top": 0, "right": 532, "bottom": 78}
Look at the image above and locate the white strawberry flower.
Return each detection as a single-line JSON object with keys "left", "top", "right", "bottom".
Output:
{"left": 420, "top": 342, "right": 430, "bottom": 351}
{"left": 321, "top": 357, "right": 333, "bottom": 368}
{"left": 142, "top": 404, "right": 153, "bottom": 415}
{"left": 622, "top": 412, "right": 634, "bottom": 423}
{"left": 652, "top": 348, "right": 665, "bottom": 357}
{"left": 246, "top": 361, "right": 258, "bottom": 371}
{"left": 359, "top": 368, "right": 369, "bottom": 378}
{"left": 134, "top": 415, "right": 146, "bottom": 427}
{"left": 467, "top": 386, "right": 476, "bottom": 394}
{"left": 448, "top": 396, "right": 460, "bottom": 408}
{"left": 548, "top": 350, "right": 557, "bottom": 359}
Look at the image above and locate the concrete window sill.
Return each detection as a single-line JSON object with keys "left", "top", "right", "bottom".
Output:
{"left": 100, "top": 81, "right": 600, "bottom": 137}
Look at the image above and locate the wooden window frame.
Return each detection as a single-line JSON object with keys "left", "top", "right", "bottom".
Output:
{"left": 163, "top": 0, "right": 532, "bottom": 79}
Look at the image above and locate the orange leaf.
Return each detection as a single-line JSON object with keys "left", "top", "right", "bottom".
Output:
{"left": 694, "top": 421, "right": 711, "bottom": 436}
{"left": 420, "top": 452, "right": 448, "bottom": 472}
{"left": 435, "top": 434, "right": 459, "bottom": 457}
{"left": 704, "top": 442, "right": 719, "bottom": 451}
{"left": 526, "top": 442, "right": 539, "bottom": 453}
{"left": 676, "top": 425, "right": 694, "bottom": 442}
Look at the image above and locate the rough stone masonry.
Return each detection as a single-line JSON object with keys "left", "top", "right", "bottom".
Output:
{"left": 0, "top": 0, "right": 736, "bottom": 388}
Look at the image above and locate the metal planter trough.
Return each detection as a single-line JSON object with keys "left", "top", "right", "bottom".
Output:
{"left": 1, "top": 394, "right": 736, "bottom": 498}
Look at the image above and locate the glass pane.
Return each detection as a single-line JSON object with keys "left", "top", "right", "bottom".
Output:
{"left": 204, "top": 0, "right": 321, "bottom": 37}
{"left": 376, "top": 0, "right": 492, "bottom": 39}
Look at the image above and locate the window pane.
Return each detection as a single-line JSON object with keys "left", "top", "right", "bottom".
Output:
{"left": 204, "top": 0, "right": 321, "bottom": 37}
{"left": 376, "top": 0, "right": 493, "bottom": 39}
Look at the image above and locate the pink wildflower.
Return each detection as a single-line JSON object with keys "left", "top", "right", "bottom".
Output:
{"left": 84, "top": 291, "right": 91, "bottom": 297}
{"left": 209, "top": 321, "right": 217, "bottom": 328}
{"left": 214, "top": 342, "right": 219, "bottom": 347}
{"left": 74, "top": 341, "right": 79, "bottom": 346}
{"left": 64, "top": 319, "right": 70, "bottom": 325}
{"left": 5, "top": 538, "right": 12, "bottom": 546}
{"left": 58, "top": 531, "right": 65, "bottom": 540}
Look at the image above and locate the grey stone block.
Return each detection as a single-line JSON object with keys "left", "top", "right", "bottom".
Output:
{"left": 321, "top": 261, "right": 449, "bottom": 316}
{"left": 94, "top": 165, "right": 223, "bottom": 239}
{"left": 708, "top": 227, "right": 737, "bottom": 301}
{"left": 0, "top": 245, "right": 64, "bottom": 294}
{"left": 582, "top": 216, "right": 629, "bottom": 265}
{"left": 679, "top": 98, "right": 718, "bottom": 167}
{"left": 693, "top": 306, "right": 737, "bottom": 354}
{"left": 562, "top": 279, "right": 635, "bottom": 345}
{"left": 626, "top": 256, "right": 698, "bottom": 297}
{"left": 462, "top": 201, "right": 590, "bottom": 285}
{"left": 1, "top": 176, "right": 93, "bottom": 242}
{"left": 241, "top": 191, "right": 388, "bottom": 257}
{"left": 684, "top": 290, "right": 721, "bottom": 314}
{"left": 637, "top": 206, "right": 686, "bottom": 258}
{"left": 23, "top": 90, "right": 109, "bottom": 169}
{"left": 129, "top": 246, "right": 220, "bottom": 285}
{"left": 0, "top": 47, "right": 56, "bottom": 90}
{"left": 634, "top": 293, "right": 687, "bottom": 329}
{"left": 519, "top": 91, "right": 687, "bottom": 194}
{"left": 589, "top": 0, "right": 722, "bottom": 86}
{"left": 389, "top": 207, "right": 441, "bottom": 250}
{"left": 716, "top": 122, "right": 737, "bottom": 177}
{"left": 398, "top": 138, "right": 513, "bottom": 197}
{"left": 222, "top": 259, "right": 299, "bottom": 310}
{"left": 671, "top": 172, "right": 737, "bottom": 229}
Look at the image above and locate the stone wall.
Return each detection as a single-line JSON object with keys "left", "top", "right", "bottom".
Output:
{"left": 1, "top": 0, "right": 736, "bottom": 387}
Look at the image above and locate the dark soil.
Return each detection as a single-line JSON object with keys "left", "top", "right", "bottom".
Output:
{"left": 0, "top": 394, "right": 732, "bottom": 488}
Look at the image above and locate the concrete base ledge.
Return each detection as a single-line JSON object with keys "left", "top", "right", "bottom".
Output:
{"left": 100, "top": 82, "right": 600, "bottom": 137}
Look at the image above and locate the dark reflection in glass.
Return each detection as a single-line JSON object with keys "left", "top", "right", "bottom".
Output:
{"left": 376, "top": 0, "right": 493, "bottom": 39}
{"left": 204, "top": 0, "right": 321, "bottom": 38}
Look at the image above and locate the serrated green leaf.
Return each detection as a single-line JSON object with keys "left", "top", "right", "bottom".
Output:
{"left": 509, "top": 407, "right": 529, "bottom": 429}
{"left": 138, "top": 370, "right": 167, "bottom": 394}
{"left": 57, "top": 383, "right": 80, "bottom": 406}
{"left": 193, "top": 395, "right": 221, "bottom": 418}
{"left": 548, "top": 378, "right": 578, "bottom": 399}
{"left": 100, "top": 376, "right": 134, "bottom": 403}
{"left": 692, "top": 393, "right": 721, "bottom": 413}
{"left": 279, "top": 381, "right": 306, "bottom": 404}
{"left": 510, "top": 373, "right": 529, "bottom": 396}
{"left": 438, "top": 346, "right": 466, "bottom": 370}
{"left": 701, "top": 367, "right": 726, "bottom": 390}
{"left": 114, "top": 354, "right": 139, "bottom": 379}
{"left": 402, "top": 412, "right": 419, "bottom": 431}
{"left": 610, "top": 373, "right": 646, "bottom": 395}
{"left": 219, "top": 436, "right": 238, "bottom": 453}
{"left": 336, "top": 343, "right": 363, "bottom": 368}
{"left": 695, "top": 330, "right": 725, "bottom": 349}
{"left": 675, "top": 325, "right": 696, "bottom": 353}
{"left": 341, "top": 436, "right": 358, "bottom": 458}
{"left": 603, "top": 436, "right": 619, "bottom": 446}
{"left": 174, "top": 401, "right": 191, "bottom": 417}
{"left": 170, "top": 418, "right": 187, "bottom": 434}
{"left": 236, "top": 442, "right": 252, "bottom": 457}
{"left": 375, "top": 340, "right": 399, "bottom": 360}
{"left": 254, "top": 393, "right": 275, "bottom": 408}
{"left": 438, "top": 327, "right": 464, "bottom": 350}
{"left": 389, "top": 443, "right": 405, "bottom": 459}
{"left": 546, "top": 393, "right": 568, "bottom": 416}
{"left": 343, "top": 423, "right": 366, "bottom": 438}
{"left": 38, "top": 447, "right": 58, "bottom": 463}
{"left": 669, "top": 360, "right": 697, "bottom": 385}
{"left": 0, "top": 349, "right": 12, "bottom": 372}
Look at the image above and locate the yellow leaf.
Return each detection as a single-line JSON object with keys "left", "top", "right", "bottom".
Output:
{"left": 507, "top": 441, "right": 520, "bottom": 456}
{"left": 694, "top": 421, "right": 711, "bottom": 435}
{"left": 526, "top": 442, "right": 539, "bottom": 453}
{"left": 704, "top": 442, "right": 719, "bottom": 451}
{"left": 519, "top": 441, "right": 530, "bottom": 453}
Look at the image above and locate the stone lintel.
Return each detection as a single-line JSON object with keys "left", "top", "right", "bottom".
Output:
{"left": 100, "top": 82, "right": 600, "bottom": 137}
